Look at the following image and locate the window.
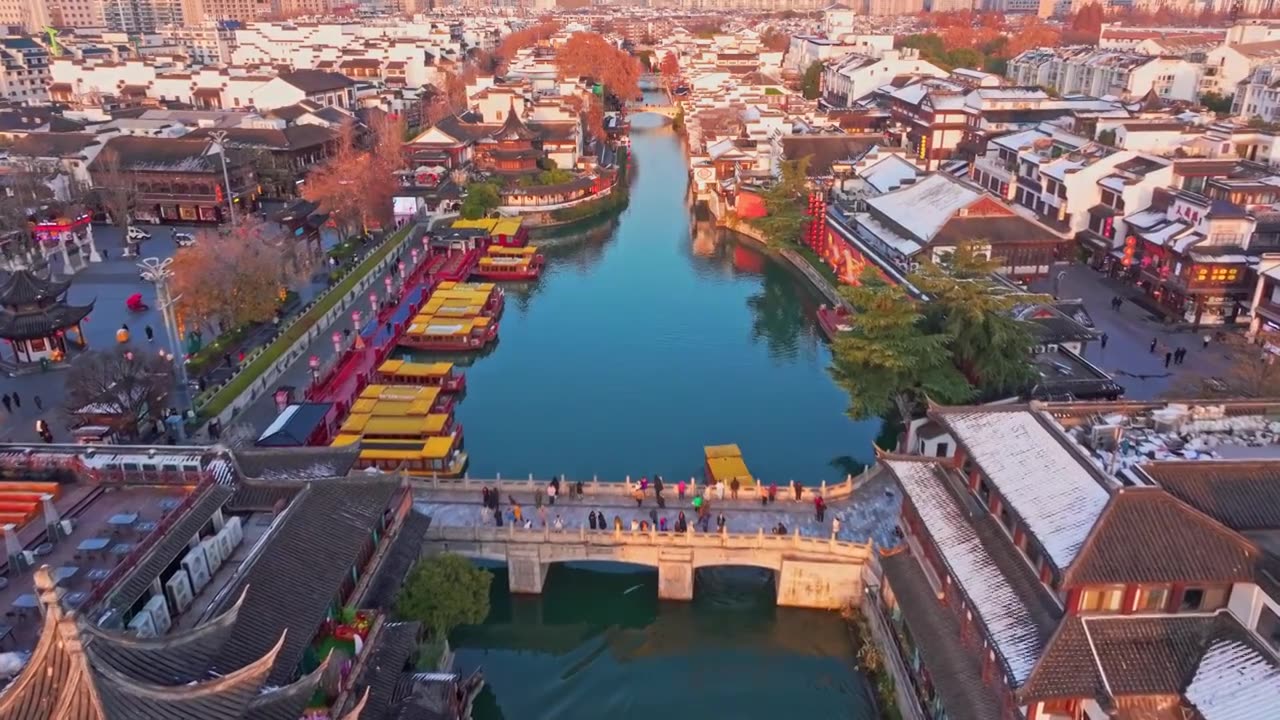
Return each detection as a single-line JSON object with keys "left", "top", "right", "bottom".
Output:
{"left": 1179, "top": 586, "right": 1228, "bottom": 611}
{"left": 934, "top": 442, "right": 949, "bottom": 457}
{"left": 1135, "top": 585, "right": 1170, "bottom": 612}
{"left": 1258, "top": 604, "right": 1280, "bottom": 653}
{"left": 1080, "top": 586, "right": 1125, "bottom": 613}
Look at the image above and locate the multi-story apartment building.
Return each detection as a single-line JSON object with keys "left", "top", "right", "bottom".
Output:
{"left": 158, "top": 21, "right": 237, "bottom": 65}
{"left": 183, "top": 0, "right": 276, "bottom": 23}
{"left": 0, "top": 0, "right": 47, "bottom": 32}
{"left": 48, "top": 0, "right": 107, "bottom": 27}
{"left": 862, "top": 0, "right": 923, "bottom": 15}
{"left": 875, "top": 400, "right": 1280, "bottom": 720}
{"left": 1007, "top": 47, "right": 1201, "bottom": 102}
{"left": 103, "top": 0, "right": 184, "bottom": 33}
{"left": 0, "top": 36, "right": 49, "bottom": 106}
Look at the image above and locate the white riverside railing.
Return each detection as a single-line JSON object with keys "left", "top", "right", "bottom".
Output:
{"left": 423, "top": 524, "right": 873, "bottom": 560}
{"left": 409, "top": 466, "right": 878, "bottom": 503}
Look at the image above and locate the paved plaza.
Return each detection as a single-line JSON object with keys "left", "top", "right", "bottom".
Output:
{"left": 0, "top": 218, "right": 337, "bottom": 444}
{"left": 1031, "top": 264, "right": 1238, "bottom": 400}
{"left": 414, "top": 469, "right": 903, "bottom": 547}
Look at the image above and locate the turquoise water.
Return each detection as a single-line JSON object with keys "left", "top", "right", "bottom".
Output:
{"left": 454, "top": 564, "right": 879, "bottom": 720}
{"left": 402, "top": 115, "right": 878, "bottom": 485}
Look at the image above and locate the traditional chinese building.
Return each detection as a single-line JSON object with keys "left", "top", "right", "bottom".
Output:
{"left": 89, "top": 136, "right": 257, "bottom": 225}
{"left": 0, "top": 269, "right": 92, "bottom": 365}
{"left": 872, "top": 401, "right": 1280, "bottom": 720}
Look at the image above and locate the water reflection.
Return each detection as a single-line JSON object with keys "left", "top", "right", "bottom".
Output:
{"left": 454, "top": 565, "right": 877, "bottom": 720}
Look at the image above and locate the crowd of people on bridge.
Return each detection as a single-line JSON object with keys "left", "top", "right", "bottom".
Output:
{"left": 471, "top": 475, "right": 845, "bottom": 538}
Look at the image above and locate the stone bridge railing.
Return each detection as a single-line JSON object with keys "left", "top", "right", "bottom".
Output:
{"left": 420, "top": 524, "right": 872, "bottom": 609}
{"left": 410, "top": 466, "right": 875, "bottom": 503}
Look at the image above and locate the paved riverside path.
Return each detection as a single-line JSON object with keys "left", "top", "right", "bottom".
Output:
{"left": 412, "top": 469, "right": 902, "bottom": 548}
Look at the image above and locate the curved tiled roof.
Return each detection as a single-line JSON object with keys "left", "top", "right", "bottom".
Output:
{"left": 91, "top": 632, "right": 285, "bottom": 720}
{"left": 243, "top": 653, "right": 331, "bottom": 720}
{"left": 0, "top": 576, "right": 85, "bottom": 720}
{"left": 80, "top": 589, "right": 246, "bottom": 685}
{"left": 0, "top": 270, "right": 71, "bottom": 307}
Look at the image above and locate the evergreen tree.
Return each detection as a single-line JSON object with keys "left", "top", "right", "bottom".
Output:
{"left": 828, "top": 270, "right": 973, "bottom": 428}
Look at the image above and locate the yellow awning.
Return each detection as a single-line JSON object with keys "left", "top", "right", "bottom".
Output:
{"left": 491, "top": 218, "right": 523, "bottom": 237}
{"left": 377, "top": 360, "right": 454, "bottom": 378}
{"left": 707, "top": 456, "right": 753, "bottom": 486}
{"left": 422, "top": 435, "right": 456, "bottom": 459}
{"left": 705, "top": 444, "right": 743, "bottom": 459}
{"left": 451, "top": 218, "right": 497, "bottom": 231}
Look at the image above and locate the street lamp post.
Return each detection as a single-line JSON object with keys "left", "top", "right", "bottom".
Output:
{"left": 332, "top": 331, "right": 342, "bottom": 354}
{"left": 369, "top": 291, "right": 378, "bottom": 314}
{"left": 308, "top": 354, "right": 320, "bottom": 384}
{"left": 137, "top": 257, "right": 190, "bottom": 427}
{"left": 209, "top": 130, "right": 238, "bottom": 227}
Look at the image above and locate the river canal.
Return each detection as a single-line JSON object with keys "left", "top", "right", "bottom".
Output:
{"left": 403, "top": 114, "right": 878, "bottom": 484}
{"left": 430, "top": 115, "right": 882, "bottom": 719}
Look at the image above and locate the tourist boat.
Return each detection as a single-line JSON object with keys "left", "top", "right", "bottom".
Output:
{"left": 351, "top": 384, "right": 458, "bottom": 417}
{"left": 472, "top": 246, "right": 544, "bottom": 281}
{"left": 449, "top": 217, "right": 528, "bottom": 248}
{"left": 374, "top": 359, "right": 467, "bottom": 393}
{"left": 816, "top": 305, "right": 853, "bottom": 341}
{"left": 400, "top": 315, "right": 497, "bottom": 352}
{"left": 704, "top": 444, "right": 754, "bottom": 489}
{"left": 335, "top": 411, "right": 459, "bottom": 442}
{"left": 430, "top": 281, "right": 504, "bottom": 317}
{"left": 333, "top": 434, "right": 469, "bottom": 478}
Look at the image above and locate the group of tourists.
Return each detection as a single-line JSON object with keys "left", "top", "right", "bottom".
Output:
{"left": 586, "top": 508, "right": 723, "bottom": 535}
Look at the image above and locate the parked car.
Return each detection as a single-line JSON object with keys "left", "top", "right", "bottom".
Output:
{"left": 173, "top": 232, "right": 196, "bottom": 247}
{"left": 127, "top": 227, "right": 151, "bottom": 241}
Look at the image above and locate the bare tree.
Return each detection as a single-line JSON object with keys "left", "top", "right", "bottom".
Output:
{"left": 63, "top": 349, "right": 172, "bottom": 440}
{"left": 91, "top": 147, "right": 140, "bottom": 255}
{"left": 0, "top": 160, "right": 55, "bottom": 258}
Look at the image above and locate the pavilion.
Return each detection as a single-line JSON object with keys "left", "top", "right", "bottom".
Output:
{"left": 0, "top": 269, "right": 92, "bottom": 365}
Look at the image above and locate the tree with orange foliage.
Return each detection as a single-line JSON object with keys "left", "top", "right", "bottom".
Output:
{"left": 169, "top": 219, "right": 302, "bottom": 334}
{"left": 555, "top": 32, "right": 640, "bottom": 100}
{"left": 303, "top": 127, "right": 367, "bottom": 239}
{"left": 659, "top": 51, "right": 679, "bottom": 83}
{"left": 1005, "top": 20, "right": 1062, "bottom": 56}
{"left": 495, "top": 20, "right": 559, "bottom": 64}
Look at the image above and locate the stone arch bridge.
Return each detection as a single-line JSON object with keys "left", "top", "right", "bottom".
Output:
{"left": 419, "top": 524, "right": 872, "bottom": 610}
{"left": 629, "top": 103, "right": 679, "bottom": 119}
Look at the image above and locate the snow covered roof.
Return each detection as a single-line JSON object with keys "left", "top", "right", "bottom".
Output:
{"left": 865, "top": 174, "right": 979, "bottom": 243}
{"left": 935, "top": 409, "right": 1112, "bottom": 571}
{"left": 1140, "top": 220, "right": 1195, "bottom": 247}
{"left": 884, "top": 459, "right": 1046, "bottom": 685}
{"left": 1185, "top": 638, "right": 1280, "bottom": 719}
{"left": 1125, "top": 208, "right": 1168, "bottom": 229}
{"left": 859, "top": 154, "right": 920, "bottom": 194}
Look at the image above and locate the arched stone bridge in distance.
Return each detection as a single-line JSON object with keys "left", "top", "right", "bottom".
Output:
{"left": 629, "top": 103, "right": 680, "bottom": 120}
{"left": 420, "top": 524, "right": 872, "bottom": 610}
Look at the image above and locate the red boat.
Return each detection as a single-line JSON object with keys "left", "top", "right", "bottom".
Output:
{"left": 399, "top": 315, "right": 498, "bottom": 352}
{"left": 472, "top": 246, "right": 544, "bottom": 281}
{"left": 816, "top": 305, "right": 853, "bottom": 341}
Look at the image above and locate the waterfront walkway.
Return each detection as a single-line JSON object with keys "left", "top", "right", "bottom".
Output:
{"left": 412, "top": 467, "right": 901, "bottom": 548}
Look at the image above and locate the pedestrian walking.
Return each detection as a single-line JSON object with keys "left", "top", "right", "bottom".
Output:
{"left": 715, "top": 481, "right": 724, "bottom": 501}
{"left": 2, "top": 394, "right": 10, "bottom": 413}
{"left": 768, "top": 482, "right": 778, "bottom": 504}
{"left": 832, "top": 516, "right": 842, "bottom": 536}
{"left": 1176, "top": 347, "right": 1186, "bottom": 364}
{"left": 535, "top": 488, "right": 543, "bottom": 509}
{"left": 481, "top": 487, "right": 490, "bottom": 507}
{"left": 11, "top": 392, "right": 19, "bottom": 409}
{"left": 513, "top": 504, "right": 523, "bottom": 523}
{"left": 675, "top": 511, "right": 687, "bottom": 533}
{"left": 553, "top": 515, "right": 564, "bottom": 532}
{"left": 145, "top": 325, "right": 154, "bottom": 342}
{"left": 1100, "top": 332, "right": 1108, "bottom": 349}
{"left": 649, "top": 508, "right": 658, "bottom": 527}
{"left": 716, "top": 512, "right": 726, "bottom": 533}
{"left": 633, "top": 486, "right": 644, "bottom": 507}
{"left": 793, "top": 480, "right": 803, "bottom": 502}
{"left": 730, "top": 478, "right": 740, "bottom": 499}
{"left": 1165, "top": 351, "right": 1173, "bottom": 368}
{"left": 815, "top": 495, "right": 826, "bottom": 522}
{"left": 588, "top": 511, "right": 598, "bottom": 530}
{"left": 654, "top": 476, "right": 664, "bottom": 498}
{"left": 33, "top": 396, "right": 41, "bottom": 411}
{"left": 102, "top": 248, "right": 108, "bottom": 261}
{"left": 1203, "top": 334, "right": 1212, "bottom": 349}
{"left": 575, "top": 480, "right": 584, "bottom": 500}
{"left": 494, "top": 508, "right": 503, "bottom": 527}
{"left": 677, "top": 480, "right": 686, "bottom": 500}
{"left": 547, "top": 482, "right": 557, "bottom": 506}
{"left": 1150, "top": 337, "right": 1158, "bottom": 354}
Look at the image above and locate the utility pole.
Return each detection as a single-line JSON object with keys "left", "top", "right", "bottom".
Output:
{"left": 209, "top": 130, "right": 237, "bottom": 227}
{"left": 137, "top": 257, "right": 190, "bottom": 430}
